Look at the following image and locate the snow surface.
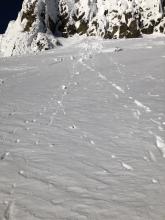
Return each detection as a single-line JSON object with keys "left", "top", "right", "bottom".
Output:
{"left": 0, "top": 36, "right": 165, "bottom": 219}
{"left": 0, "top": 0, "right": 165, "bottom": 57}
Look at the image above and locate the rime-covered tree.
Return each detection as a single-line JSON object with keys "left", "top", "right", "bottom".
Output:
{"left": 0, "top": 0, "right": 165, "bottom": 56}
{"left": 58, "top": 0, "right": 69, "bottom": 36}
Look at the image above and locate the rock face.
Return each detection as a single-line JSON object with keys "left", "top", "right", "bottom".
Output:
{"left": 0, "top": 0, "right": 165, "bottom": 56}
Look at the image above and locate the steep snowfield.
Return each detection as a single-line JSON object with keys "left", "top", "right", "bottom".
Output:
{"left": 0, "top": 36, "right": 165, "bottom": 219}
{"left": 0, "top": 0, "right": 165, "bottom": 56}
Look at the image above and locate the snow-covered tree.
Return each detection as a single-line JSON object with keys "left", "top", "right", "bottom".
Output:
{"left": 0, "top": 0, "right": 165, "bottom": 56}
{"left": 58, "top": 0, "right": 69, "bottom": 36}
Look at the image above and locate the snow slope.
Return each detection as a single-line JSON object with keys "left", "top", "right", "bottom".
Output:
{"left": 0, "top": 36, "right": 165, "bottom": 219}
{"left": 0, "top": 0, "right": 165, "bottom": 56}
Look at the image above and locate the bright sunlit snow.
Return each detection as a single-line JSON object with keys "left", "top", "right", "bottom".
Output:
{"left": 0, "top": 0, "right": 165, "bottom": 56}
{"left": 0, "top": 36, "right": 165, "bottom": 219}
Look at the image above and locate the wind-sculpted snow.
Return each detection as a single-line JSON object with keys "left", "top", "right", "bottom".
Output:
{"left": 0, "top": 0, "right": 165, "bottom": 56}
{"left": 0, "top": 36, "right": 165, "bottom": 219}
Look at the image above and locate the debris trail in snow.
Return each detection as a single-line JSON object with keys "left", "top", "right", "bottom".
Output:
{"left": 0, "top": 37, "right": 165, "bottom": 220}
{"left": 3, "top": 201, "right": 14, "bottom": 220}
{"left": 134, "top": 99, "right": 151, "bottom": 113}
{"left": 48, "top": 59, "right": 77, "bottom": 125}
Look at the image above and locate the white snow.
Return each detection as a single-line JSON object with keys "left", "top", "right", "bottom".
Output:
{"left": 0, "top": 36, "right": 165, "bottom": 219}
{"left": 156, "top": 136, "right": 165, "bottom": 157}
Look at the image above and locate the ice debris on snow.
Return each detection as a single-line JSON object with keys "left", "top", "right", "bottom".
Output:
{"left": 0, "top": 79, "right": 5, "bottom": 85}
{"left": 112, "top": 83, "right": 125, "bottom": 94}
{"left": 35, "top": 140, "right": 39, "bottom": 145}
{"left": 62, "top": 85, "right": 67, "bottom": 90}
{"left": 90, "top": 140, "right": 95, "bottom": 145}
{"left": 25, "top": 127, "right": 30, "bottom": 131}
{"left": 3, "top": 201, "right": 14, "bottom": 220}
{"left": 143, "top": 156, "right": 149, "bottom": 161}
{"left": 57, "top": 101, "right": 62, "bottom": 105}
{"left": 69, "top": 125, "right": 77, "bottom": 129}
{"left": 156, "top": 136, "right": 165, "bottom": 158}
{"left": 98, "top": 73, "right": 107, "bottom": 81}
{"left": 152, "top": 178, "right": 158, "bottom": 184}
{"left": 149, "top": 151, "right": 157, "bottom": 162}
{"left": 133, "top": 109, "right": 141, "bottom": 120}
{"left": 18, "top": 170, "right": 24, "bottom": 175}
{"left": 114, "top": 47, "right": 123, "bottom": 52}
{"left": 111, "top": 154, "right": 116, "bottom": 159}
{"left": 121, "top": 162, "right": 134, "bottom": 171}
{"left": 49, "top": 143, "right": 55, "bottom": 148}
{"left": 15, "top": 139, "right": 20, "bottom": 143}
{"left": 0, "top": 152, "right": 10, "bottom": 160}
{"left": 134, "top": 100, "right": 151, "bottom": 112}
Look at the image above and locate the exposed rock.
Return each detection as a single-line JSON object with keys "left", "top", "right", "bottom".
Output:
{"left": 21, "top": 0, "right": 37, "bottom": 32}
{"left": 77, "top": 20, "right": 88, "bottom": 35}
{"left": 141, "top": 23, "right": 154, "bottom": 34}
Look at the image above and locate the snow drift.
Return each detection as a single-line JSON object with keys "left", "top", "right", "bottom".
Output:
{"left": 0, "top": 0, "right": 165, "bottom": 56}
